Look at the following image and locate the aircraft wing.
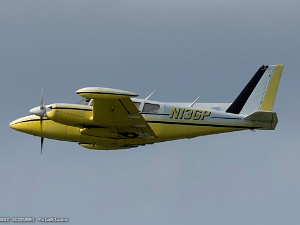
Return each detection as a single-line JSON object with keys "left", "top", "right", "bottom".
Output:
{"left": 76, "top": 87, "right": 156, "bottom": 139}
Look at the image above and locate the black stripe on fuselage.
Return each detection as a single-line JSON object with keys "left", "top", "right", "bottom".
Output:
{"left": 11, "top": 118, "right": 50, "bottom": 125}
{"left": 147, "top": 120, "right": 261, "bottom": 129}
{"left": 51, "top": 107, "right": 92, "bottom": 111}
{"left": 226, "top": 65, "right": 268, "bottom": 114}
{"left": 141, "top": 112, "right": 169, "bottom": 116}
{"left": 210, "top": 117, "right": 241, "bottom": 120}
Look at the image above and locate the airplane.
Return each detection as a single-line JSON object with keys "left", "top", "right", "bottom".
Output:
{"left": 10, "top": 64, "right": 284, "bottom": 153}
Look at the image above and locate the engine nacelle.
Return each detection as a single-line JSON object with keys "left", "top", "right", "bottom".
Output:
{"left": 46, "top": 103, "right": 94, "bottom": 128}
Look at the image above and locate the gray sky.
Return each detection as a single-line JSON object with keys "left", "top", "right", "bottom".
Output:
{"left": 1, "top": 0, "right": 299, "bottom": 224}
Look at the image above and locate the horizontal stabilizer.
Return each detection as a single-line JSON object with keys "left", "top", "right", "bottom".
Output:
{"left": 244, "top": 111, "right": 278, "bottom": 130}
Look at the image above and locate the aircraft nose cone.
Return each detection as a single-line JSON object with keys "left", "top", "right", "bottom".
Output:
{"left": 9, "top": 117, "right": 30, "bottom": 133}
{"left": 9, "top": 120, "right": 18, "bottom": 130}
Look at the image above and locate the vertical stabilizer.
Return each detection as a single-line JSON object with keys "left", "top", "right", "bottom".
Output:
{"left": 226, "top": 64, "right": 284, "bottom": 115}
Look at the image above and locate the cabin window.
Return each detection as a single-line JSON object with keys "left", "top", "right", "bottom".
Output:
{"left": 142, "top": 103, "right": 160, "bottom": 113}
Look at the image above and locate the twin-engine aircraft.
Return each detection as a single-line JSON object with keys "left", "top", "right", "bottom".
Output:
{"left": 10, "top": 64, "right": 284, "bottom": 152}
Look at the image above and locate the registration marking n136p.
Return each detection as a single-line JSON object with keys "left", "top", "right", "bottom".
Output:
{"left": 169, "top": 108, "right": 211, "bottom": 120}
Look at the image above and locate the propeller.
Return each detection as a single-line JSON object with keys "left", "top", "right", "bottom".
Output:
{"left": 30, "top": 88, "right": 47, "bottom": 117}
{"left": 30, "top": 87, "right": 47, "bottom": 155}
{"left": 39, "top": 87, "right": 45, "bottom": 131}
{"left": 41, "top": 137, "right": 44, "bottom": 155}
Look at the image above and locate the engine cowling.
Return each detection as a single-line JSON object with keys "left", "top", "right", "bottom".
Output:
{"left": 46, "top": 103, "right": 94, "bottom": 128}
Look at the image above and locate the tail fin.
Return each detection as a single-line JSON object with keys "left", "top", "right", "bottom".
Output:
{"left": 226, "top": 64, "right": 284, "bottom": 115}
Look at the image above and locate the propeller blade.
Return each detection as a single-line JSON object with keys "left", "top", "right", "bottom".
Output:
{"left": 41, "top": 137, "right": 44, "bottom": 155}
{"left": 40, "top": 87, "right": 44, "bottom": 109}
{"left": 40, "top": 88, "right": 45, "bottom": 155}
{"left": 40, "top": 87, "right": 45, "bottom": 131}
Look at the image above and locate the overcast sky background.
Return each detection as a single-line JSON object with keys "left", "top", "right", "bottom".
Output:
{"left": 0, "top": 0, "right": 299, "bottom": 224}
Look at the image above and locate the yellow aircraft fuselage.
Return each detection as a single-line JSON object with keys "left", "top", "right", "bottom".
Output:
{"left": 10, "top": 101, "right": 274, "bottom": 150}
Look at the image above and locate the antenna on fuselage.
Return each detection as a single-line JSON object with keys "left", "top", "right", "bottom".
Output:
{"left": 145, "top": 90, "right": 156, "bottom": 100}
{"left": 189, "top": 96, "right": 200, "bottom": 107}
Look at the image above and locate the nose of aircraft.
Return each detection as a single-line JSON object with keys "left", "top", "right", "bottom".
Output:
{"left": 9, "top": 116, "right": 32, "bottom": 133}
{"left": 9, "top": 120, "right": 18, "bottom": 130}
{"left": 10, "top": 104, "right": 52, "bottom": 134}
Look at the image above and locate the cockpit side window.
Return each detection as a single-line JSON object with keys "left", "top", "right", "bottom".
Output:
{"left": 142, "top": 103, "right": 160, "bottom": 113}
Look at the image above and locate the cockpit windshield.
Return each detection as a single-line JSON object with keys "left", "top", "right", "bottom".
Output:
{"left": 77, "top": 98, "right": 92, "bottom": 106}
